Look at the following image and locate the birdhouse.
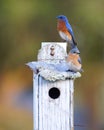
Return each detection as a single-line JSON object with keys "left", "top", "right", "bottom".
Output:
{"left": 27, "top": 42, "right": 81, "bottom": 130}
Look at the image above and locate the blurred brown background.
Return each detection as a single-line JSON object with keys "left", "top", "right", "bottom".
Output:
{"left": 0, "top": 0, "right": 104, "bottom": 130}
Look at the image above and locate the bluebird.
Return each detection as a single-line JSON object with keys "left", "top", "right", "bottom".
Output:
{"left": 66, "top": 47, "right": 83, "bottom": 72}
{"left": 52, "top": 46, "right": 82, "bottom": 72}
{"left": 56, "top": 15, "right": 78, "bottom": 49}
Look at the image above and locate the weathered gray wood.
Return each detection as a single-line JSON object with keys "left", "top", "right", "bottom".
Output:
{"left": 38, "top": 42, "right": 67, "bottom": 64}
{"left": 42, "top": 42, "right": 67, "bottom": 52}
{"left": 33, "top": 73, "right": 39, "bottom": 130}
{"left": 33, "top": 42, "right": 79, "bottom": 130}
{"left": 34, "top": 76, "right": 74, "bottom": 130}
{"left": 70, "top": 80, "right": 74, "bottom": 130}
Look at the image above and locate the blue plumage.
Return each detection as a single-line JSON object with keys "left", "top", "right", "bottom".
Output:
{"left": 56, "top": 15, "right": 77, "bottom": 47}
{"left": 57, "top": 15, "right": 74, "bottom": 37}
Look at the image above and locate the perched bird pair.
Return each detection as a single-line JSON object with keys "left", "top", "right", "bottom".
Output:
{"left": 27, "top": 15, "right": 83, "bottom": 74}
{"left": 56, "top": 15, "right": 83, "bottom": 72}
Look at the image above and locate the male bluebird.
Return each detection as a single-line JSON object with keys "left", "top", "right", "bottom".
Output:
{"left": 56, "top": 15, "right": 79, "bottom": 50}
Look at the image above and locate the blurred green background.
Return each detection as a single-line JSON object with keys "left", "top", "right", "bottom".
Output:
{"left": 0, "top": 0, "right": 104, "bottom": 130}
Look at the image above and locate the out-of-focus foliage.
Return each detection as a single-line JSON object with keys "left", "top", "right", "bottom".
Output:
{"left": 0, "top": 0, "right": 104, "bottom": 130}
{"left": 0, "top": 0, "right": 104, "bottom": 70}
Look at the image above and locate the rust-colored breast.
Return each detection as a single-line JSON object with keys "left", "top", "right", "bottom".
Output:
{"left": 57, "top": 20, "right": 72, "bottom": 40}
{"left": 57, "top": 20, "right": 67, "bottom": 31}
{"left": 66, "top": 53, "right": 81, "bottom": 67}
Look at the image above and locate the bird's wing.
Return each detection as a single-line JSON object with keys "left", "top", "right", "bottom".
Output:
{"left": 66, "top": 22, "right": 75, "bottom": 38}
{"left": 78, "top": 56, "right": 82, "bottom": 64}
{"left": 66, "top": 22, "right": 77, "bottom": 45}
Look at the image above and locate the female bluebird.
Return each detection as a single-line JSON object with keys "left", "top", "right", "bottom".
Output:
{"left": 66, "top": 47, "right": 83, "bottom": 72}
{"left": 51, "top": 47, "right": 83, "bottom": 72}
{"left": 56, "top": 15, "right": 78, "bottom": 50}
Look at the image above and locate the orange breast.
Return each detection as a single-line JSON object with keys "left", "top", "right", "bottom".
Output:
{"left": 66, "top": 53, "right": 81, "bottom": 68}
{"left": 57, "top": 20, "right": 67, "bottom": 31}
{"left": 57, "top": 20, "right": 72, "bottom": 40}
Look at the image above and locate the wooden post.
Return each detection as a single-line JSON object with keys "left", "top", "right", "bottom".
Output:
{"left": 32, "top": 42, "right": 80, "bottom": 130}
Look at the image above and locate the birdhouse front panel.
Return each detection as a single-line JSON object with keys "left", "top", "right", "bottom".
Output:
{"left": 34, "top": 75, "right": 74, "bottom": 130}
{"left": 30, "top": 42, "right": 81, "bottom": 130}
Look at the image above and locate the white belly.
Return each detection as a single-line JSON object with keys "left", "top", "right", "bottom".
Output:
{"left": 59, "top": 31, "right": 69, "bottom": 41}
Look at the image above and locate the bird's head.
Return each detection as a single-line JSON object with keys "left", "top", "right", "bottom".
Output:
{"left": 70, "top": 46, "right": 80, "bottom": 54}
{"left": 56, "top": 15, "right": 68, "bottom": 23}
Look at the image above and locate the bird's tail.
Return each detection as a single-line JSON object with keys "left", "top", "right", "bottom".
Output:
{"left": 68, "top": 37, "right": 77, "bottom": 49}
{"left": 80, "top": 68, "right": 84, "bottom": 72}
{"left": 72, "top": 36, "right": 77, "bottom": 45}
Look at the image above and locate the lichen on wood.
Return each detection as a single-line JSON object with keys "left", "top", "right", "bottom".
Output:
{"left": 27, "top": 42, "right": 81, "bottom": 82}
{"left": 39, "top": 68, "right": 81, "bottom": 81}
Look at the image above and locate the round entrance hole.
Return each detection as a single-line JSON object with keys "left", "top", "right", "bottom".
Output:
{"left": 48, "top": 87, "right": 60, "bottom": 99}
